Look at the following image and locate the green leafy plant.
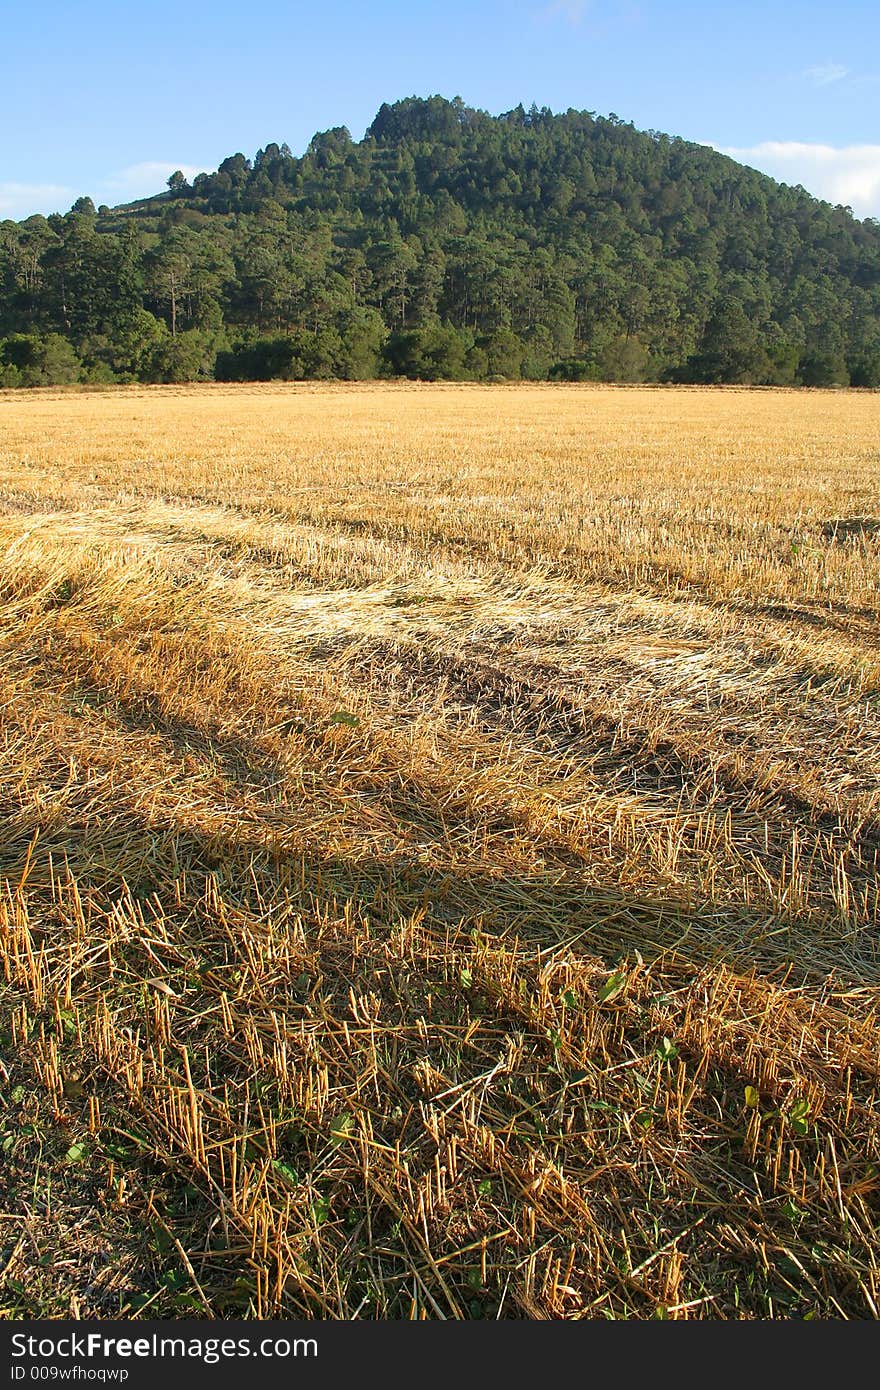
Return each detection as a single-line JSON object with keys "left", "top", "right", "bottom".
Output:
{"left": 787, "top": 1098, "right": 812, "bottom": 1136}
{"left": 329, "top": 1111, "right": 355, "bottom": 1145}
{"left": 273, "top": 1159, "right": 299, "bottom": 1187}
{"left": 598, "top": 971, "right": 627, "bottom": 1004}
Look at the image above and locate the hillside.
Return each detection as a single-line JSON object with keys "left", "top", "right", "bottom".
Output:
{"left": 1, "top": 95, "right": 879, "bottom": 386}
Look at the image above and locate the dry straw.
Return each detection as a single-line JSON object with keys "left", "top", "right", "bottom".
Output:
{"left": 0, "top": 382, "right": 878, "bottom": 1319}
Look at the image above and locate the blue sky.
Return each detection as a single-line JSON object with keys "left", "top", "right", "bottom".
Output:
{"left": 1, "top": 0, "right": 877, "bottom": 221}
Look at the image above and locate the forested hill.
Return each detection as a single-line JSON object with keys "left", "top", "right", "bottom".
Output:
{"left": 2, "top": 95, "right": 879, "bottom": 387}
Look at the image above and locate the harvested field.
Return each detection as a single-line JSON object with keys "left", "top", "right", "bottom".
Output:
{"left": 0, "top": 381, "right": 879, "bottom": 1319}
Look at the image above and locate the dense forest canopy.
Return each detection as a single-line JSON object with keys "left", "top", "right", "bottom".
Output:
{"left": 2, "top": 95, "right": 879, "bottom": 387}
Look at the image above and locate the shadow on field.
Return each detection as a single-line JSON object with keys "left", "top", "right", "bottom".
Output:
{"left": 1, "top": 617, "right": 876, "bottom": 989}
{"left": 46, "top": 606, "right": 877, "bottom": 895}
{"left": 4, "top": 766, "right": 880, "bottom": 1320}
{"left": 5, "top": 773, "right": 878, "bottom": 992}
{"left": 821, "top": 517, "right": 880, "bottom": 543}
{"left": 345, "top": 635, "right": 880, "bottom": 847}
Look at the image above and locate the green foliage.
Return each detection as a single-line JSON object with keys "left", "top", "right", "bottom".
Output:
{"left": 798, "top": 352, "right": 850, "bottom": 387}
{"left": 787, "top": 1098, "right": 813, "bottom": 1136}
{"left": 328, "top": 1111, "right": 355, "bottom": 1145}
{"left": 143, "top": 329, "right": 215, "bottom": 384}
{"left": 678, "top": 299, "right": 772, "bottom": 384}
{"left": 327, "top": 711, "right": 360, "bottom": 727}
{"left": 548, "top": 358, "right": 600, "bottom": 382}
{"left": 847, "top": 351, "right": 880, "bottom": 387}
{"left": 384, "top": 323, "right": 474, "bottom": 380}
{"left": 0, "top": 333, "right": 82, "bottom": 386}
{"left": 763, "top": 340, "right": 801, "bottom": 386}
{"left": 483, "top": 327, "right": 526, "bottom": 379}
{"left": 1, "top": 95, "right": 878, "bottom": 385}
{"left": 598, "top": 335, "right": 652, "bottom": 382}
{"left": 335, "top": 307, "right": 387, "bottom": 379}
{"left": 597, "top": 970, "right": 628, "bottom": 1003}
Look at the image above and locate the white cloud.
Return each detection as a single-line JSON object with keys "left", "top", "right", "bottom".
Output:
{"left": 802, "top": 62, "right": 849, "bottom": 87}
{"left": 714, "top": 141, "right": 880, "bottom": 219}
{"left": 102, "top": 161, "right": 204, "bottom": 197}
{"left": 0, "top": 182, "right": 75, "bottom": 220}
{"left": 0, "top": 163, "right": 208, "bottom": 222}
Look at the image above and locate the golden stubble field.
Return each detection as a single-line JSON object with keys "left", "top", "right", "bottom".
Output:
{"left": 0, "top": 381, "right": 878, "bottom": 1319}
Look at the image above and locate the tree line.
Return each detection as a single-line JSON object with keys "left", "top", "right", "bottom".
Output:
{"left": 2, "top": 96, "right": 878, "bottom": 388}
